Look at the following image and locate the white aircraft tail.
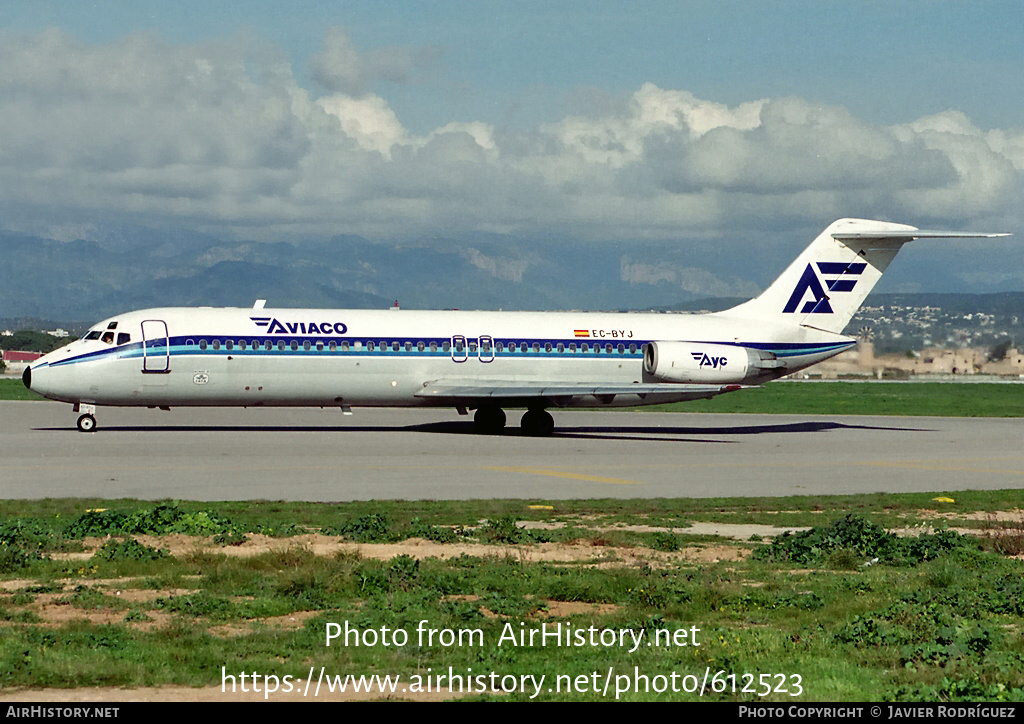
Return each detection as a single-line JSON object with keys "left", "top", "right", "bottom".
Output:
{"left": 721, "top": 218, "right": 1008, "bottom": 335}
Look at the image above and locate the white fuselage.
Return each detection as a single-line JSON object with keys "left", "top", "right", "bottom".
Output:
{"left": 27, "top": 306, "right": 853, "bottom": 410}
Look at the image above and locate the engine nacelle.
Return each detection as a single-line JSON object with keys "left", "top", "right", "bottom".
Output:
{"left": 643, "top": 341, "right": 783, "bottom": 384}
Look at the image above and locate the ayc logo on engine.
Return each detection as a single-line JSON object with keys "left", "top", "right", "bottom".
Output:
{"left": 691, "top": 352, "right": 728, "bottom": 369}
{"left": 783, "top": 262, "right": 866, "bottom": 314}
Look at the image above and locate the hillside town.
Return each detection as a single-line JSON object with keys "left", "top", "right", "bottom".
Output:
{"left": 799, "top": 340, "right": 1024, "bottom": 379}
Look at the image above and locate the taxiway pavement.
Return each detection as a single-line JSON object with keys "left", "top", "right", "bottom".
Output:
{"left": 2, "top": 401, "right": 1022, "bottom": 500}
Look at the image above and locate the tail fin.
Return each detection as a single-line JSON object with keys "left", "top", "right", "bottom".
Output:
{"left": 721, "top": 218, "right": 1009, "bottom": 335}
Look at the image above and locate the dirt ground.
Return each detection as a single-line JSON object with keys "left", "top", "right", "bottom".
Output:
{"left": 1, "top": 512, "right": 1008, "bottom": 702}
{"left": 0, "top": 521, "right": 773, "bottom": 702}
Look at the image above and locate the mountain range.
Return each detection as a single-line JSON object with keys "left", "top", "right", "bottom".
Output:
{"left": 3, "top": 227, "right": 1022, "bottom": 328}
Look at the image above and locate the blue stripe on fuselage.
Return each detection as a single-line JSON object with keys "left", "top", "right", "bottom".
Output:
{"left": 43, "top": 335, "right": 853, "bottom": 367}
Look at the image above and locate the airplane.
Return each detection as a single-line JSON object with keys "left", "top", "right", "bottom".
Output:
{"left": 23, "top": 218, "right": 1009, "bottom": 435}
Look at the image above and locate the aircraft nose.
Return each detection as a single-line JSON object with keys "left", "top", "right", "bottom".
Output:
{"left": 22, "top": 365, "right": 32, "bottom": 391}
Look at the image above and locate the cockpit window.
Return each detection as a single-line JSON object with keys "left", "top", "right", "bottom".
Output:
{"left": 101, "top": 332, "right": 115, "bottom": 344}
{"left": 117, "top": 333, "right": 131, "bottom": 345}
{"left": 83, "top": 330, "right": 102, "bottom": 340}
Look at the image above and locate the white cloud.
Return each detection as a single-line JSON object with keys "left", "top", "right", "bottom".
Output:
{"left": 308, "top": 26, "right": 441, "bottom": 96}
{"left": 316, "top": 93, "right": 409, "bottom": 156}
{"left": 0, "top": 29, "right": 1021, "bottom": 243}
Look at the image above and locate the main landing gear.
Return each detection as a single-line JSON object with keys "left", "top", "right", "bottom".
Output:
{"left": 520, "top": 408, "right": 554, "bottom": 437}
{"left": 473, "top": 405, "right": 506, "bottom": 434}
{"left": 472, "top": 404, "right": 554, "bottom": 436}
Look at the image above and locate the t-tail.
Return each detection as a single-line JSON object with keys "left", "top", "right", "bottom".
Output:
{"left": 721, "top": 218, "right": 1010, "bottom": 335}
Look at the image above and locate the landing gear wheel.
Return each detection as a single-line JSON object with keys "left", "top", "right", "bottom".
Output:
{"left": 473, "top": 405, "right": 506, "bottom": 434}
{"left": 76, "top": 414, "right": 97, "bottom": 433}
{"left": 520, "top": 409, "right": 554, "bottom": 437}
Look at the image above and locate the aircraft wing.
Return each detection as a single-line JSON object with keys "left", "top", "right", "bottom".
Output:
{"left": 414, "top": 380, "right": 747, "bottom": 406}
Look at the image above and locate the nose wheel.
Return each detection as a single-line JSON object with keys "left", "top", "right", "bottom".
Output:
{"left": 76, "top": 413, "right": 97, "bottom": 433}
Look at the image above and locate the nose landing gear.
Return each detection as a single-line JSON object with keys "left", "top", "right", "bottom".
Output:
{"left": 76, "top": 413, "right": 97, "bottom": 432}
{"left": 74, "top": 403, "right": 98, "bottom": 433}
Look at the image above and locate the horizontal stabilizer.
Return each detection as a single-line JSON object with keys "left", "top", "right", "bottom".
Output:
{"left": 832, "top": 230, "right": 1010, "bottom": 242}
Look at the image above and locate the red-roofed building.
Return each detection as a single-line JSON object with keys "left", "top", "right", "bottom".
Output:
{"left": 2, "top": 350, "right": 41, "bottom": 374}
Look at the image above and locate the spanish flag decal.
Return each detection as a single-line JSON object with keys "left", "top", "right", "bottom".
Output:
{"left": 574, "top": 329, "right": 590, "bottom": 337}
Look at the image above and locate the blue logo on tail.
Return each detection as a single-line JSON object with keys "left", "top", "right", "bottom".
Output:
{"left": 783, "top": 262, "right": 866, "bottom": 314}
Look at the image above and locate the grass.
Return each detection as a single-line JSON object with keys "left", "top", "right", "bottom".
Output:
{"left": 643, "top": 380, "right": 1024, "bottom": 417}
{"left": 0, "top": 377, "right": 44, "bottom": 400}
{"left": 0, "top": 496, "right": 1023, "bottom": 700}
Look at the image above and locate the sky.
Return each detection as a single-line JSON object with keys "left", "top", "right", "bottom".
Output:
{"left": 1, "top": 1, "right": 1022, "bottom": 290}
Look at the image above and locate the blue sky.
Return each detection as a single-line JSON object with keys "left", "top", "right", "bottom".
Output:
{"left": 5, "top": 0, "right": 1021, "bottom": 131}
{"left": 1, "top": 1, "right": 1022, "bottom": 293}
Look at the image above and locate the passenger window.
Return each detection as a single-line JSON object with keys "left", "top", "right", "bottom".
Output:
{"left": 405, "top": 341, "right": 413, "bottom": 352}
{"left": 429, "top": 342, "right": 437, "bottom": 352}
{"left": 341, "top": 341, "right": 350, "bottom": 352}
{"left": 354, "top": 341, "right": 362, "bottom": 350}
{"left": 556, "top": 343, "right": 564, "bottom": 353}
{"left": 581, "top": 343, "right": 589, "bottom": 352}
{"left": 212, "top": 340, "right": 220, "bottom": 350}
{"left": 317, "top": 341, "right": 325, "bottom": 351}
{"left": 417, "top": 341, "right": 425, "bottom": 352}
{"left": 605, "top": 344, "right": 613, "bottom": 353}
{"left": 617, "top": 344, "right": 624, "bottom": 354}
{"left": 238, "top": 340, "right": 246, "bottom": 350}
{"left": 392, "top": 341, "right": 400, "bottom": 352}
{"left": 544, "top": 343, "right": 553, "bottom": 352}
{"left": 264, "top": 341, "right": 272, "bottom": 350}
{"left": 629, "top": 344, "right": 637, "bottom": 354}
{"left": 117, "top": 333, "right": 131, "bottom": 345}
{"left": 521, "top": 342, "right": 528, "bottom": 352}
{"left": 186, "top": 339, "right": 195, "bottom": 347}
{"left": 290, "top": 341, "right": 298, "bottom": 351}
{"left": 199, "top": 340, "right": 208, "bottom": 350}
{"left": 442, "top": 341, "right": 451, "bottom": 352}
{"left": 303, "top": 341, "right": 310, "bottom": 351}
{"left": 277, "top": 341, "right": 286, "bottom": 351}
{"left": 225, "top": 340, "right": 233, "bottom": 350}
{"left": 367, "top": 341, "right": 375, "bottom": 351}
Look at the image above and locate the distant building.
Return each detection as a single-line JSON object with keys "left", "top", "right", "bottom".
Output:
{"left": 800, "top": 341, "right": 1024, "bottom": 379}
{"left": 1, "top": 350, "right": 41, "bottom": 375}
